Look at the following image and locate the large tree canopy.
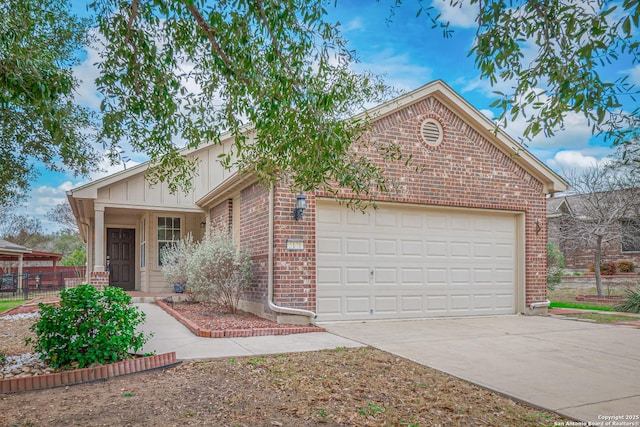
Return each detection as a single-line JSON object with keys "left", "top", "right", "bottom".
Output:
{"left": 91, "top": 0, "right": 391, "bottom": 200}
{"left": 0, "top": 0, "right": 99, "bottom": 206}
{"left": 418, "top": 0, "right": 640, "bottom": 146}
{"left": 2, "top": 0, "right": 640, "bottom": 207}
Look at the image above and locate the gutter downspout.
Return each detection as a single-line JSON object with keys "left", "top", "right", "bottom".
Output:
{"left": 268, "top": 184, "right": 317, "bottom": 320}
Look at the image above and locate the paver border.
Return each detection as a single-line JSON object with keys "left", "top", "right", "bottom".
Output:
{"left": 0, "top": 352, "right": 179, "bottom": 393}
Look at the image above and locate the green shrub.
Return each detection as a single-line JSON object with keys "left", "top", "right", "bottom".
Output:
{"left": 546, "top": 242, "right": 565, "bottom": 290}
{"left": 28, "top": 285, "right": 151, "bottom": 369}
{"left": 616, "top": 260, "right": 634, "bottom": 273}
{"left": 613, "top": 286, "right": 640, "bottom": 313}
{"left": 186, "top": 230, "right": 253, "bottom": 314}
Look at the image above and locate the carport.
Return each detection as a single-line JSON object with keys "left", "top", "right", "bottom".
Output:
{"left": 0, "top": 239, "right": 32, "bottom": 292}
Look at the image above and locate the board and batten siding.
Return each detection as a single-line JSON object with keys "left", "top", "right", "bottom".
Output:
{"left": 93, "top": 140, "right": 237, "bottom": 209}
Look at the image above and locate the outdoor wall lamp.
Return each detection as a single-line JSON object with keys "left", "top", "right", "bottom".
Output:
{"left": 293, "top": 192, "right": 307, "bottom": 221}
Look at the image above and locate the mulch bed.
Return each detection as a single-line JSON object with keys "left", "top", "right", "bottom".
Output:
{"left": 158, "top": 300, "right": 325, "bottom": 337}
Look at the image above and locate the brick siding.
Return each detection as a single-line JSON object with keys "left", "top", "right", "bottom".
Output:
{"left": 209, "top": 199, "right": 232, "bottom": 233}
{"left": 272, "top": 184, "right": 317, "bottom": 311}
{"left": 239, "top": 183, "right": 270, "bottom": 309}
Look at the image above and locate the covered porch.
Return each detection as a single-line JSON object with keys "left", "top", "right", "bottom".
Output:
{"left": 67, "top": 172, "right": 207, "bottom": 293}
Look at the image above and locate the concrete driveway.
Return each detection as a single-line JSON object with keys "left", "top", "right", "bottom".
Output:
{"left": 323, "top": 315, "right": 640, "bottom": 423}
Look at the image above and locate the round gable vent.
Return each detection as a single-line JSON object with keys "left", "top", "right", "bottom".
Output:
{"left": 420, "top": 118, "right": 443, "bottom": 147}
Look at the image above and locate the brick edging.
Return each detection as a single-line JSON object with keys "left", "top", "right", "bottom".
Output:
{"left": 576, "top": 295, "right": 625, "bottom": 304}
{"left": 155, "top": 300, "right": 325, "bottom": 338}
{"left": 0, "top": 352, "right": 178, "bottom": 394}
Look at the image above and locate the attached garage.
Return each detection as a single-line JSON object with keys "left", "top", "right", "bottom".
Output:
{"left": 316, "top": 200, "right": 523, "bottom": 321}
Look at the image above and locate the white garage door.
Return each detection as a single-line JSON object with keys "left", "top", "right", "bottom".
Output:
{"left": 316, "top": 201, "right": 518, "bottom": 321}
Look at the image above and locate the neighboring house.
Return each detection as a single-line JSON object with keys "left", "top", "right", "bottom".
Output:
{"left": 547, "top": 193, "right": 640, "bottom": 271}
{"left": 67, "top": 80, "right": 567, "bottom": 323}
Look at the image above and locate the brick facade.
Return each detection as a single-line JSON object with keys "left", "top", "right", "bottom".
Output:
{"left": 239, "top": 183, "right": 270, "bottom": 310}
{"left": 89, "top": 271, "right": 109, "bottom": 291}
{"left": 272, "top": 183, "right": 317, "bottom": 312}
{"left": 220, "top": 94, "right": 553, "bottom": 318}
{"left": 209, "top": 199, "right": 232, "bottom": 233}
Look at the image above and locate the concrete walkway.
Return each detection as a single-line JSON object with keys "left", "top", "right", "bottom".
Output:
{"left": 323, "top": 315, "right": 640, "bottom": 423}
{"left": 135, "top": 303, "right": 362, "bottom": 360}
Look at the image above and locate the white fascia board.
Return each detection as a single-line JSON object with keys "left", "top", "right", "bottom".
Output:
{"left": 197, "top": 171, "right": 258, "bottom": 208}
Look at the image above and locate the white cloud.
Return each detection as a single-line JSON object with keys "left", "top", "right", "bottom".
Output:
{"left": 478, "top": 109, "right": 494, "bottom": 120}
{"left": 73, "top": 34, "right": 103, "bottom": 110}
{"left": 343, "top": 17, "right": 364, "bottom": 32}
{"left": 546, "top": 150, "right": 611, "bottom": 171}
{"left": 431, "top": 0, "right": 477, "bottom": 29}
{"left": 461, "top": 76, "right": 595, "bottom": 150}
{"left": 13, "top": 180, "right": 85, "bottom": 233}
{"left": 356, "top": 49, "right": 433, "bottom": 92}
{"left": 506, "top": 110, "right": 594, "bottom": 150}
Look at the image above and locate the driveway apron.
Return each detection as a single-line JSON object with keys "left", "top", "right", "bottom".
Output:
{"left": 323, "top": 315, "right": 640, "bottom": 423}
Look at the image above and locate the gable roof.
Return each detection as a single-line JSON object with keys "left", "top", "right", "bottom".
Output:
{"left": 547, "top": 189, "right": 640, "bottom": 219}
{"left": 360, "top": 80, "right": 568, "bottom": 194}
{"left": 547, "top": 196, "right": 573, "bottom": 217}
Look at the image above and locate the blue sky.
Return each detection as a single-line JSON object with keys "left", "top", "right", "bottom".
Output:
{"left": 23, "top": 1, "right": 636, "bottom": 232}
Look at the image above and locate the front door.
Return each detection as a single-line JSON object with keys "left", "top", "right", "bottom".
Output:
{"left": 107, "top": 228, "right": 135, "bottom": 290}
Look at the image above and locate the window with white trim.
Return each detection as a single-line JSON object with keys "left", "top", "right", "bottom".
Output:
{"left": 158, "top": 217, "right": 181, "bottom": 266}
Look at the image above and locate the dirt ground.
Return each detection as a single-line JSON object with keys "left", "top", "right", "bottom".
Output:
{"left": 0, "top": 302, "right": 567, "bottom": 426}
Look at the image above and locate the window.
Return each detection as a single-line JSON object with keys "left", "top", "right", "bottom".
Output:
{"left": 140, "top": 219, "right": 146, "bottom": 268}
{"left": 158, "top": 217, "right": 181, "bottom": 265}
{"left": 621, "top": 219, "right": 640, "bottom": 252}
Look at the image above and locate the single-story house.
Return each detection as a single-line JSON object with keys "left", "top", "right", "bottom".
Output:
{"left": 547, "top": 192, "right": 640, "bottom": 271}
{"left": 67, "top": 80, "right": 567, "bottom": 323}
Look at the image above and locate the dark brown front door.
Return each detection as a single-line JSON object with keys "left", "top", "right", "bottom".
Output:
{"left": 107, "top": 228, "right": 135, "bottom": 290}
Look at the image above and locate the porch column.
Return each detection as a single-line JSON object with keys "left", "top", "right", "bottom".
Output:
{"left": 84, "top": 222, "right": 93, "bottom": 283}
{"left": 94, "top": 204, "right": 105, "bottom": 272}
{"left": 17, "top": 253, "right": 23, "bottom": 292}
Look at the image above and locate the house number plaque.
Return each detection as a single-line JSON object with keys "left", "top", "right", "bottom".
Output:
{"left": 286, "top": 238, "right": 304, "bottom": 251}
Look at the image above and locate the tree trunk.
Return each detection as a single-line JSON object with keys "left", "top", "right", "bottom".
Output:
{"left": 594, "top": 235, "right": 604, "bottom": 298}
